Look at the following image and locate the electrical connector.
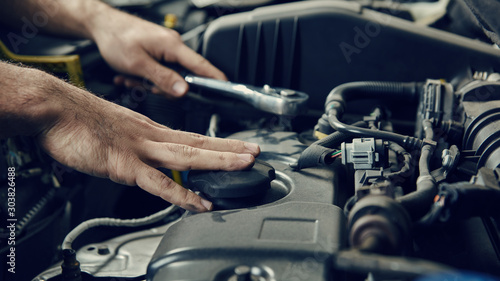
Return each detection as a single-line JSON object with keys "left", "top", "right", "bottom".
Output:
{"left": 341, "top": 138, "right": 388, "bottom": 170}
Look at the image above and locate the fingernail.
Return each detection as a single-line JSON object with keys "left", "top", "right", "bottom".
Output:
{"left": 201, "top": 198, "right": 213, "bottom": 211}
{"left": 237, "top": 153, "right": 254, "bottom": 163}
{"left": 244, "top": 142, "right": 260, "bottom": 155}
{"left": 172, "top": 81, "right": 187, "bottom": 96}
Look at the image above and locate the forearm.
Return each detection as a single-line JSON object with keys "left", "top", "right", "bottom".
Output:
{"left": 0, "top": 0, "right": 118, "bottom": 40}
{"left": 0, "top": 62, "right": 65, "bottom": 138}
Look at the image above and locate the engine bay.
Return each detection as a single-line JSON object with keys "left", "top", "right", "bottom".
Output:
{"left": 2, "top": 0, "right": 500, "bottom": 280}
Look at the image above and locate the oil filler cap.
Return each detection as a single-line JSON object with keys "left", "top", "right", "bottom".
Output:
{"left": 188, "top": 159, "right": 275, "bottom": 199}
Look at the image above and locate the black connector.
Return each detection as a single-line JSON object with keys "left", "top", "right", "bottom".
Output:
{"left": 61, "top": 249, "right": 82, "bottom": 281}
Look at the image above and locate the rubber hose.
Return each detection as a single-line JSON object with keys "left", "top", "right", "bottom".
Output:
{"left": 325, "top": 81, "right": 421, "bottom": 115}
{"left": 316, "top": 120, "right": 367, "bottom": 147}
{"left": 328, "top": 112, "right": 422, "bottom": 150}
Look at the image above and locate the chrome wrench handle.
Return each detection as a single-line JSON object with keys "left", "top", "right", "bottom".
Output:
{"left": 185, "top": 75, "right": 308, "bottom": 116}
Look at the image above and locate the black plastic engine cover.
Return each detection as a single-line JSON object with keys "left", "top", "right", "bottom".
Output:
{"left": 202, "top": 1, "right": 500, "bottom": 111}
{"left": 146, "top": 131, "right": 346, "bottom": 281}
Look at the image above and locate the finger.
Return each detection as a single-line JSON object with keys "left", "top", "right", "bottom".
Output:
{"left": 113, "top": 75, "right": 126, "bottom": 85}
{"left": 114, "top": 75, "right": 157, "bottom": 91}
{"left": 115, "top": 72, "right": 178, "bottom": 98}
{"left": 151, "top": 85, "right": 169, "bottom": 96}
{"left": 131, "top": 55, "right": 188, "bottom": 98}
{"left": 151, "top": 86, "right": 161, "bottom": 94}
{"left": 175, "top": 44, "right": 227, "bottom": 81}
{"left": 136, "top": 164, "right": 213, "bottom": 212}
{"left": 124, "top": 78, "right": 144, "bottom": 89}
{"left": 113, "top": 75, "right": 142, "bottom": 88}
{"left": 141, "top": 142, "right": 255, "bottom": 171}
{"left": 146, "top": 129, "right": 260, "bottom": 156}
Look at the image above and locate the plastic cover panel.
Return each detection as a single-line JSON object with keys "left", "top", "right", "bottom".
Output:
{"left": 202, "top": 1, "right": 500, "bottom": 110}
{"left": 147, "top": 202, "right": 345, "bottom": 281}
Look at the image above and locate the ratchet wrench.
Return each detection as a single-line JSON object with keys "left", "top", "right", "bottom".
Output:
{"left": 185, "top": 75, "right": 309, "bottom": 116}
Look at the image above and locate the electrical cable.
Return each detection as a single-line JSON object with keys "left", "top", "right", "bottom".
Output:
{"left": 62, "top": 204, "right": 178, "bottom": 250}
{"left": 327, "top": 111, "right": 423, "bottom": 150}
{"left": 398, "top": 119, "right": 437, "bottom": 220}
{"left": 316, "top": 120, "right": 367, "bottom": 147}
{"left": 385, "top": 142, "right": 412, "bottom": 180}
{"left": 323, "top": 81, "right": 424, "bottom": 150}
{"left": 416, "top": 195, "right": 446, "bottom": 227}
{"left": 329, "top": 151, "right": 342, "bottom": 159}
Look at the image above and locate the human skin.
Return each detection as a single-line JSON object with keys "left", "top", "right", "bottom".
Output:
{"left": 0, "top": 0, "right": 228, "bottom": 97}
{"left": 0, "top": 1, "right": 260, "bottom": 212}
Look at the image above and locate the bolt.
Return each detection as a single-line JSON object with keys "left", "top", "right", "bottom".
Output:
{"left": 473, "top": 71, "right": 489, "bottom": 81}
{"left": 442, "top": 149, "right": 450, "bottom": 158}
{"left": 441, "top": 149, "right": 453, "bottom": 169}
{"left": 234, "top": 265, "right": 252, "bottom": 281}
{"left": 280, "top": 89, "right": 296, "bottom": 97}
{"left": 97, "top": 246, "right": 110, "bottom": 255}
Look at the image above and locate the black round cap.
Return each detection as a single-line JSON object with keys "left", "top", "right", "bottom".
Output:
{"left": 188, "top": 159, "right": 275, "bottom": 199}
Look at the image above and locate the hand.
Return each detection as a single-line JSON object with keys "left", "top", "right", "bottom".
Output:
{"left": 1, "top": 64, "right": 259, "bottom": 212}
{"left": 0, "top": 0, "right": 226, "bottom": 97}
{"left": 89, "top": 8, "right": 226, "bottom": 98}
{"left": 39, "top": 80, "right": 259, "bottom": 212}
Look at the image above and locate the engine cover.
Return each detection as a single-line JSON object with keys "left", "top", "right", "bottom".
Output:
{"left": 146, "top": 131, "right": 346, "bottom": 281}
{"left": 202, "top": 1, "right": 500, "bottom": 111}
